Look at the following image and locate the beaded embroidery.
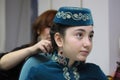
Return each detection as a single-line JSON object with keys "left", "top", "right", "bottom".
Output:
{"left": 63, "top": 67, "right": 80, "bottom": 80}
{"left": 52, "top": 54, "right": 80, "bottom": 80}
{"left": 56, "top": 11, "right": 91, "bottom": 21}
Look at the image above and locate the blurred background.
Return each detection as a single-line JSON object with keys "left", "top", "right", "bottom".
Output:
{"left": 0, "top": 0, "right": 120, "bottom": 76}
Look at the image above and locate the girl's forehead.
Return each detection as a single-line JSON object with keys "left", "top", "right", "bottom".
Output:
{"left": 66, "top": 26, "right": 93, "bottom": 31}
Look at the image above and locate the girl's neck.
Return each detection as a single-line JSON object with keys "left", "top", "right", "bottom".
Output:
{"left": 58, "top": 51, "right": 75, "bottom": 67}
{"left": 68, "top": 60, "right": 75, "bottom": 67}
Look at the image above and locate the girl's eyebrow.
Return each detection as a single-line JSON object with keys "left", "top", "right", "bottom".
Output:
{"left": 75, "top": 29, "right": 94, "bottom": 34}
{"left": 75, "top": 29, "right": 86, "bottom": 32}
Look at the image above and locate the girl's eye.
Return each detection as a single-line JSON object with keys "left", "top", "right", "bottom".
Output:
{"left": 89, "top": 34, "right": 94, "bottom": 40}
{"left": 76, "top": 32, "right": 83, "bottom": 39}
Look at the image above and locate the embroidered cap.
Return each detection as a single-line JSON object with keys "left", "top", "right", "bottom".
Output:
{"left": 53, "top": 7, "right": 94, "bottom": 26}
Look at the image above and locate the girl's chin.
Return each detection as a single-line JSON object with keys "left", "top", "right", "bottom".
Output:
{"left": 77, "top": 59, "right": 86, "bottom": 62}
{"left": 76, "top": 56, "right": 87, "bottom": 61}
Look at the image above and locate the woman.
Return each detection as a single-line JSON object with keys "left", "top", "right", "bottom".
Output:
{"left": 25, "top": 7, "right": 108, "bottom": 80}
{"left": 0, "top": 10, "right": 57, "bottom": 80}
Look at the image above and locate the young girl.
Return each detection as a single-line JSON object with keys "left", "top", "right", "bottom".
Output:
{"left": 25, "top": 6, "right": 108, "bottom": 80}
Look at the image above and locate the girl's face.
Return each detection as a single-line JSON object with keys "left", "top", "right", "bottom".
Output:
{"left": 58, "top": 26, "right": 94, "bottom": 62}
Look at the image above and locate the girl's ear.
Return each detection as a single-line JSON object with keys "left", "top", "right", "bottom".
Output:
{"left": 54, "top": 32, "right": 63, "bottom": 47}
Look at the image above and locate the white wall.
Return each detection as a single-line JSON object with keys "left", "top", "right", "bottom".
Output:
{"left": 0, "top": 0, "right": 6, "bottom": 52}
{"left": 38, "top": 0, "right": 52, "bottom": 15}
{"left": 38, "top": 0, "right": 81, "bottom": 15}
{"left": 109, "top": 0, "right": 120, "bottom": 74}
{"left": 83, "top": 0, "right": 109, "bottom": 75}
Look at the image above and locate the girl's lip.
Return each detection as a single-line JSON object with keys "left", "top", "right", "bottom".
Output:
{"left": 81, "top": 50, "right": 89, "bottom": 53}
{"left": 80, "top": 51, "right": 89, "bottom": 56}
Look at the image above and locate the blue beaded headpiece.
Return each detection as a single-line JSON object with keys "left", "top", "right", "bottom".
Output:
{"left": 53, "top": 7, "right": 94, "bottom": 26}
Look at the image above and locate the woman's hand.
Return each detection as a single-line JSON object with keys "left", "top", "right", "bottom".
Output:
{"left": 30, "top": 40, "right": 52, "bottom": 54}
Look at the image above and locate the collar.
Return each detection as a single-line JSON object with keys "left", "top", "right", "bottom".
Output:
{"left": 51, "top": 52, "right": 84, "bottom": 67}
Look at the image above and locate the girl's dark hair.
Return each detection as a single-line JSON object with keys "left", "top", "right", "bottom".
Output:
{"left": 50, "top": 23, "right": 71, "bottom": 53}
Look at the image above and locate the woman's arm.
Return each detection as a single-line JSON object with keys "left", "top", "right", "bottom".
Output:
{"left": 0, "top": 40, "right": 52, "bottom": 70}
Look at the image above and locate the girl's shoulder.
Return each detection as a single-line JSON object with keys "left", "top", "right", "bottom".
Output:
{"left": 79, "top": 62, "right": 101, "bottom": 71}
{"left": 85, "top": 62, "right": 99, "bottom": 67}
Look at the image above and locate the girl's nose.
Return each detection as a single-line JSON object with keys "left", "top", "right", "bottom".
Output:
{"left": 83, "top": 37, "right": 92, "bottom": 48}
